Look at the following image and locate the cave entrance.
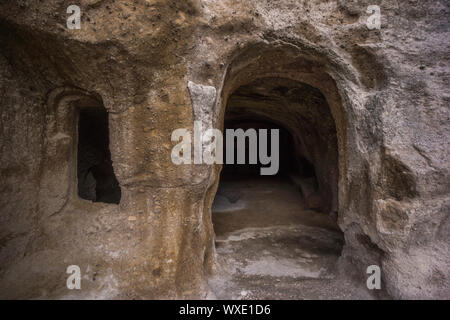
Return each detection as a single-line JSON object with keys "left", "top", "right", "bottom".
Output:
{"left": 77, "top": 107, "right": 121, "bottom": 204}
{"left": 210, "top": 77, "right": 345, "bottom": 299}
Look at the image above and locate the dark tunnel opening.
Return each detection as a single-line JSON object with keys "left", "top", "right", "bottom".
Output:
{"left": 77, "top": 107, "right": 121, "bottom": 204}
{"left": 210, "top": 78, "right": 344, "bottom": 298}
{"left": 213, "top": 77, "right": 341, "bottom": 228}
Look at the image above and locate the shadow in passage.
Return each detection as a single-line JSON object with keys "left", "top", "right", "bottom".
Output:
{"left": 77, "top": 107, "right": 121, "bottom": 204}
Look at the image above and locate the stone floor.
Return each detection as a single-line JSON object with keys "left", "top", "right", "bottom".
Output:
{"left": 209, "top": 175, "right": 375, "bottom": 300}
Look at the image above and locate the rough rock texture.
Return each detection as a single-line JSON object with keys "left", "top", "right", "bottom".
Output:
{"left": 0, "top": 0, "right": 449, "bottom": 299}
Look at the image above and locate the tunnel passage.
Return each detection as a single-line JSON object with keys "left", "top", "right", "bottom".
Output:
{"left": 210, "top": 77, "right": 344, "bottom": 298}
{"left": 214, "top": 77, "right": 340, "bottom": 219}
{"left": 77, "top": 107, "right": 121, "bottom": 204}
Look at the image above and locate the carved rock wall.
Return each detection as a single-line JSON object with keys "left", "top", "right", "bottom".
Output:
{"left": 0, "top": 0, "right": 448, "bottom": 299}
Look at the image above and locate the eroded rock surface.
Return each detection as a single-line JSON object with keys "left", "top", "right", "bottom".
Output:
{"left": 0, "top": 0, "right": 448, "bottom": 299}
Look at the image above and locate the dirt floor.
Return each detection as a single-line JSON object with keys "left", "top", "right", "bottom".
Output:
{"left": 208, "top": 175, "right": 375, "bottom": 300}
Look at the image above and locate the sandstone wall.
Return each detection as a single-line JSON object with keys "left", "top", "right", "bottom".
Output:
{"left": 0, "top": 0, "right": 448, "bottom": 299}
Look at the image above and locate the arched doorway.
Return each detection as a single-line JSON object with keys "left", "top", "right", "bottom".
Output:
{"left": 210, "top": 77, "right": 351, "bottom": 299}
